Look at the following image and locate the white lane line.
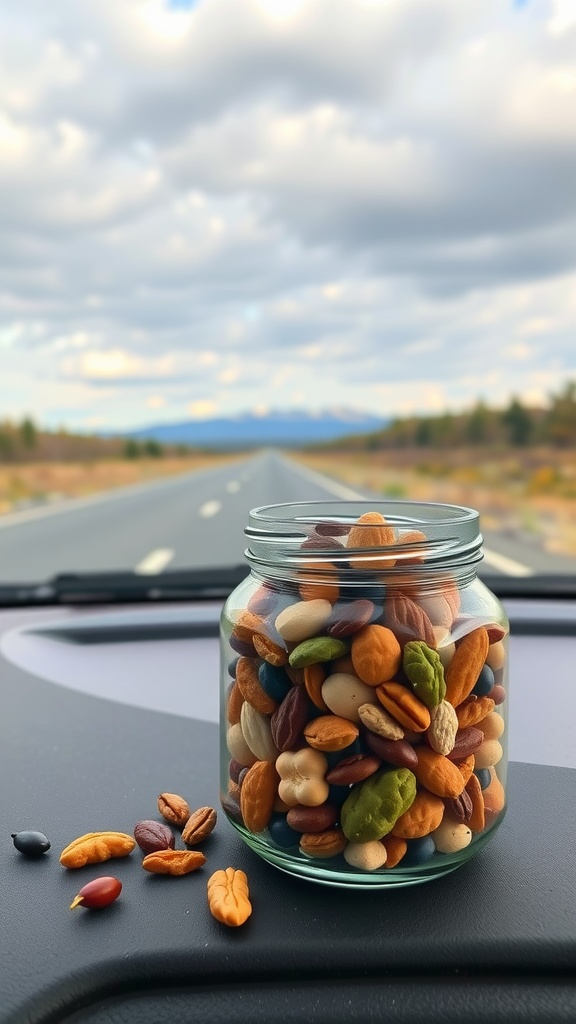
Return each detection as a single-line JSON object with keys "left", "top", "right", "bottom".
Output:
{"left": 285, "top": 456, "right": 535, "bottom": 577}
{"left": 226, "top": 480, "right": 240, "bottom": 493}
{"left": 199, "top": 499, "right": 222, "bottom": 518}
{"left": 481, "top": 547, "right": 533, "bottom": 577}
{"left": 134, "top": 548, "right": 175, "bottom": 575}
{"left": 284, "top": 458, "right": 370, "bottom": 501}
{"left": 0, "top": 469, "right": 216, "bottom": 531}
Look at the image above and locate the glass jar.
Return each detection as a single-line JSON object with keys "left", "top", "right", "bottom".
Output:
{"left": 220, "top": 501, "right": 508, "bottom": 888}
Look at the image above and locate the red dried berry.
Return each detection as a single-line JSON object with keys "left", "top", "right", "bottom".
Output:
{"left": 70, "top": 876, "right": 122, "bottom": 911}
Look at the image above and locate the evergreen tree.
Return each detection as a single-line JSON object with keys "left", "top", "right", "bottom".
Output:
{"left": 502, "top": 398, "right": 532, "bottom": 446}
{"left": 415, "top": 418, "right": 432, "bottom": 446}
{"left": 20, "top": 417, "right": 38, "bottom": 449}
{"left": 143, "top": 439, "right": 163, "bottom": 458}
{"left": 124, "top": 438, "right": 142, "bottom": 459}
{"left": 465, "top": 401, "right": 490, "bottom": 444}
{"left": 545, "top": 381, "right": 576, "bottom": 447}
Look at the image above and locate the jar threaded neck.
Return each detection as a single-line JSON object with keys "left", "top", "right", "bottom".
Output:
{"left": 244, "top": 500, "right": 483, "bottom": 590}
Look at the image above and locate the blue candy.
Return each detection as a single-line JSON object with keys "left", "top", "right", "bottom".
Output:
{"left": 268, "top": 813, "right": 300, "bottom": 849}
{"left": 472, "top": 664, "right": 495, "bottom": 696}
{"left": 401, "top": 835, "right": 436, "bottom": 866}
{"left": 339, "top": 585, "right": 386, "bottom": 604}
{"left": 258, "top": 662, "right": 292, "bottom": 702}
{"left": 328, "top": 783, "right": 351, "bottom": 807}
{"left": 474, "top": 768, "right": 491, "bottom": 790}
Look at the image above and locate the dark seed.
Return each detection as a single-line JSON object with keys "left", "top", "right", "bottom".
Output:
{"left": 11, "top": 831, "right": 51, "bottom": 856}
{"left": 314, "top": 522, "right": 350, "bottom": 537}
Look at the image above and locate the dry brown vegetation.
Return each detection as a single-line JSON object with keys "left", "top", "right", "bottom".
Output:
{"left": 0, "top": 453, "right": 244, "bottom": 516}
{"left": 291, "top": 447, "right": 576, "bottom": 557}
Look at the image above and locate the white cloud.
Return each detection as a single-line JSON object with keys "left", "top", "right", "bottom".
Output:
{"left": 189, "top": 400, "right": 218, "bottom": 419}
{"left": 0, "top": 0, "right": 575, "bottom": 430}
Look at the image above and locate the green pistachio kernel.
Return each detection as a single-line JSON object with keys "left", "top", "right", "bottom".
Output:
{"left": 403, "top": 640, "right": 446, "bottom": 708}
{"left": 341, "top": 767, "right": 417, "bottom": 843}
{"left": 288, "top": 636, "right": 349, "bottom": 668}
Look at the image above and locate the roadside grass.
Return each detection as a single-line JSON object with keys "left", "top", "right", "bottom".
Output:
{"left": 290, "top": 447, "right": 576, "bottom": 558}
{"left": 0, "top": 453, "right": 245, "bottom": 516}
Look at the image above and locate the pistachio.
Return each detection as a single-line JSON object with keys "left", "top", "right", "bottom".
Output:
{"left": 403, "top": 640, "right": 446, "bottom": 708}
{"left": 341, "top": 767, "right": 417, "bottom": 843}
{"left": 289, "top": 636, "right": 349, "bottom": 668}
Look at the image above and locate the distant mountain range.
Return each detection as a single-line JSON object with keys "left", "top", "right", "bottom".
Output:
{"left": 125, "top": 409, "right": 387, "bottom": 449}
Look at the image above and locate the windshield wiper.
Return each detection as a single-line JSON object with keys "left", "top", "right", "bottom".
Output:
{"left": 2, "top": 568, "right": 576, "bottom": 610}
{"left": 0, "top": 566, "right": 249, "bottom": 607}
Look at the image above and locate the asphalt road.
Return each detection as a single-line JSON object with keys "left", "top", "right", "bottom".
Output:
{"left": 0, "top": 449, "right": 573, "bottom": 582}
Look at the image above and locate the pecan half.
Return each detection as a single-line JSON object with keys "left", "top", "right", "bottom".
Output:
{"left": 157, "top": 792, "right": 191, "bottom": 827}
{"left": 299, "top": 829, "right": 347, "bottom": 858}
{"left": 60, "top": 831, "right": 135, "bottom": 869}
{"left": 182, "top": 807, "right": 218, "bottom": 846}
{"left": 141, "top": 849, "right": 206, "bottom": 875}
{"left": 444, "top": 789, "right": 474, "bottom": 824}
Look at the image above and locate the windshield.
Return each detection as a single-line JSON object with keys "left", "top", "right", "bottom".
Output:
{"left": 1, "top": 1, "right": 576, "bottom": 593}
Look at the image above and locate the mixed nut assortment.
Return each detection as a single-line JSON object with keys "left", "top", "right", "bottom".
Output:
{"left": 11, "top": 793, "right": 251, "bottom": 927}
{"left": 222, "top": 509, "right": 508, "bottom": 879}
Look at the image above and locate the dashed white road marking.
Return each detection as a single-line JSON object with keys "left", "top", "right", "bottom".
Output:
{"left": 199, "top": 499, "right": 222, "bottom": 518}
{"left": 286, "top": 456, "right": 535, "bottom": 577}
{"left": 481, "top": 547, "right": 533, "bottom": 577}
{"left": 284, "top": 458, "right": 382, "bottom": 501}
{"left": 134, "top": 548, "right": 175, "bottom": 575}
{"left": 226, "top": 480, "right": 240, "bottom": 493}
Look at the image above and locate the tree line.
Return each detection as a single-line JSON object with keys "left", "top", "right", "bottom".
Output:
{"left": 338, "top": 382, "right": 576, "bottom": 451}
{"left": 0, "top": 419, "right": 192, "bottom": 463}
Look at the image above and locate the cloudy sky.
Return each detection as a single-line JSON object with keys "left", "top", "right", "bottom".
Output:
{"left": 1, "top": 0, "right": 576, "bottom": 431}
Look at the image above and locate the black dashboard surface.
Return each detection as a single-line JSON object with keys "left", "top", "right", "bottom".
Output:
{"left": 1, "top": 621, "right": 576, "bottom": 1024}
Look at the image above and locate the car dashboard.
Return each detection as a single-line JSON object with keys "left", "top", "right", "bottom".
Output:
{"left": 1, "top": 588, "right": 575, "bottom": 1023}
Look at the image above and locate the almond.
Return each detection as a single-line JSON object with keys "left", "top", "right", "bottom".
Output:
{"left": 303, "top": 715, "right": 359, "bottom": 752}
{"left": 444, "top": 627, "right": 489, "bottom": 707}
{"left": 304, "top": 663, "right": 329, "bottom": 711}
{"left": 252, "top": 632, "right": 289, "bottom": 666}
{"left": 240, "top": 760, "right": 279, "bottom": 833}
{"left": 391, "top": 789, "right": 445, "bottom": 839}
{"left": 236, "top": 656, "right": 278, "bottom": 715}
{"left": 384, "top": 592, "right": 436, "bottom": 648}
{"left": 346, "top": 511, "right": 396, "bottom": 569}
{"left": 381, "top": 834, "right": 407, "bottom": 868}
{"left": 351, "top": 624, "right": 401, "bottom": 685}
{"left": 456, "top": 695, "right": 496, "bottom": 730}
{"left": 412, "top": 748, "right": 465, "bottom": 799}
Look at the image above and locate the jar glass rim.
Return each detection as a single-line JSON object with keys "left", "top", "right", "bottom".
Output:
{"left": 244, "top": 500, "right": 483, "bottom": 582}
{"left": 248, "top": 499, "right": 479, "bottom": 530}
